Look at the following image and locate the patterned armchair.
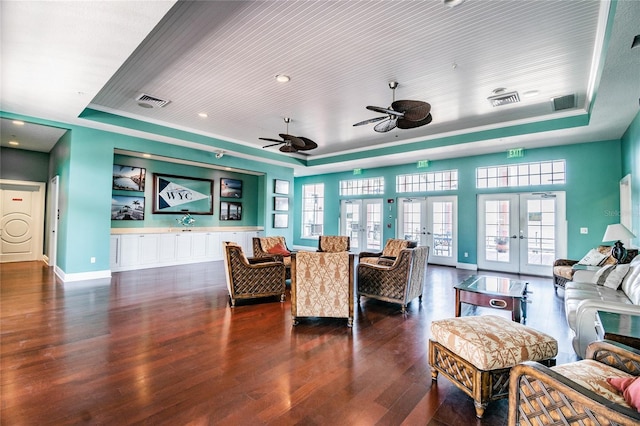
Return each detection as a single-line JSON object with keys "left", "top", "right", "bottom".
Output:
{"left": 508, "top": 340, "right": 640, "bottom": 425}
{"left": 253, "top": 236, "right": 293, "bottom": 279}
{"left": 290, "top": 251, "right": 355, "bottom": 327}
{"left": 223, "top": 241, "right": 286, "bottom": 307}
{"left": 317, "top": 235, "right": 350, "bottom": 252}
{"left": 357, "top": 246, "right": 429, "bottom": 313}
{"left": 358, "top": 238, "right": 417, "bottom": 265}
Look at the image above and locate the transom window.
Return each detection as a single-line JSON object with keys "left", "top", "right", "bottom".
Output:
{"left": 302, "top": 183, "right": 324, "bottom": 238}
{"left": 476, "top": 160, "right": 566, "bottom": 188}
{"left": 339, "top": 177, "right": 384, "bottom": 196}
{"left": 396, "top": 170, "right": 458, "bottom": 193}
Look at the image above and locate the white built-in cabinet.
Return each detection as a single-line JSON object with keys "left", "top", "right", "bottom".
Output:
{"left": 110, "top": 230, "right": 262, "bottom": 272}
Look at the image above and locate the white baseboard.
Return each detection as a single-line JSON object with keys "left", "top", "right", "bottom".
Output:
{"left": 55, "top": 266, "right": 111, "bottom": 283}
{"left": 456, "top": 262, "right": 478, "bottom": 270}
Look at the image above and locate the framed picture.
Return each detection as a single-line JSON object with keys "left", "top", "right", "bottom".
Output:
{"left": 274, "top": 196, "right": 289, "bottom": 211}
{"left": 220, "top": 178, "right": 242, "bottom": 198}
{"left": 152, "top": 173, "right": 214, "bottom": 214}
{"left": 274, "top": 179, "right": 290, "bottom": 195}
{"left": 113, "top": 165, "right": 146, "bottom": 191}
{"left": 220, "top": 201, "right": 242, "bottom": 221}
{"left": 111, "top": 195, "right": 145, "bottom": 220}
{"left": 274, "top": 213, "right": 288, "bottom": 228}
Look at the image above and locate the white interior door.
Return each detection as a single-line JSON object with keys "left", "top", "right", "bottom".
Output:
{"left": 397, "top": 196, "right": 457, "bottom": 266}
{"left": 340, "top": 199, "right": 383, "bottom": 253}
{"left": 477, "top": 192, "right": 565, "bottom": 276}
{"left": 0, "top": 180, "right": 45, "bottom": 263}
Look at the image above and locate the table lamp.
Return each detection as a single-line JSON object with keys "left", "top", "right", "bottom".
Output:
{"left": 602, "top": 223, "right": 636, "bottom": 263}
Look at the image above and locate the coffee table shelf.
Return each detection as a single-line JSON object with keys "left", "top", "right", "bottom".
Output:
{"left": 454, "top": 275, "right": 528, "bottom": 322}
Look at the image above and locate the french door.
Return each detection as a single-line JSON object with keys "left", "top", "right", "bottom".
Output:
{"left": 397, "top": 196, "right": 457, "bottom": 266}
{"left": 477, "top": 192, "right": 566, "bottom": 276}
{"left": 340, "top": 199, "right": 383, "bottom": 253}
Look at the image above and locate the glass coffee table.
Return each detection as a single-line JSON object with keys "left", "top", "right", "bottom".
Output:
{"left": 454, "top": 275, "right": 528, "bottom": 322}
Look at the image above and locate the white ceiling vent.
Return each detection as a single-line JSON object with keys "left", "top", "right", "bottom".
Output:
{"left": 487, "top": 91, "right": 520, "bottom": 107}
{"left": 551, "top": 94, "right": 576, "bottom": 111}
{"left": 136, "top": 93, "right": 171, "bottom": 108}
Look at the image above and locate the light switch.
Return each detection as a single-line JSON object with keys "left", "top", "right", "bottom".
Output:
{"left": 580, "top": 227, "right": 588, "bottom": 234}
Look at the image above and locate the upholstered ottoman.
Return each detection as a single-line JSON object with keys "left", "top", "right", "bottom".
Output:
{"left": 429, "top": 315, "right": 557, "bottom": 418}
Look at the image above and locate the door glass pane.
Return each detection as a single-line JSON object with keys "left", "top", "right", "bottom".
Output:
{"left": 484, "top": 200, "right": 510, "bottom": 262}
{"left": 402, "top": 201, "right": 421, "bottom": 242}
{"left": 432, "top": 201, "right": 453, "bottom": 257}
{"left": 526, "top": 198, "right": 556, "bottom": 265}
{"left": 344, "top": 203, "right": 360, "bottom": 250}
{"left": 366, "top": 203, "right": 381, "bottom": 251}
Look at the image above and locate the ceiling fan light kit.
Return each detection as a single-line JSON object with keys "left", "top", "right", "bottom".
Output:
{"left": 353, "top": 81, "right": 433, "bottom": 133}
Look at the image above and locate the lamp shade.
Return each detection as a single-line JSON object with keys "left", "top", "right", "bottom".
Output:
{"left": 602, "top": 223, "right": 636, "bottom": 242}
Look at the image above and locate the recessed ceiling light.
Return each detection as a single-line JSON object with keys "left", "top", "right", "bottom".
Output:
{"left": 522, "top": 90, "right": 540, "bottom": 98}
{"left": 12, "top": 120, "right": 24, "bottom": 126}
{"left": 443, "top": 0, "right": 465, "bottom": 7}
{"left": 9, "top": 141, "right": 19, "bottom": 146}
{"left": 198, "top": 112, "right": 208, "bottom": 118}
{"left": 142, "top": 153, "right": 151, "bottom": 158}
{"left": 275, "top": 74, "right": 291, "bottom": 83}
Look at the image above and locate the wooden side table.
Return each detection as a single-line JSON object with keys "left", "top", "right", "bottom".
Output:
{"left": 595, "top": 311, "right": 640, "bottom": 350}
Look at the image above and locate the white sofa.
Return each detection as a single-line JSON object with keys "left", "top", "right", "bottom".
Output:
{"left": 564, "top": 254, "right": 640, "bottom": 358}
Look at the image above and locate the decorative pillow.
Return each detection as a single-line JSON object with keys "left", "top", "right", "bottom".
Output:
{"left": 267, "top": 242, "right": 291, "bottom": 256}
{"left": 592, "top": 264, "right": 631, "bottom": 289}
{"left": 592, "top": 264, "right": 614, "bottom": 285}
{"left": 607, "top": 376, "right": 640, "bottom": 412}
{"left": 578, "top": 248, "right": 608, "bottom": 266}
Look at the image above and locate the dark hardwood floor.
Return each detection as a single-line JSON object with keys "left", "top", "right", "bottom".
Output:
{"left": 1, "top": 260, "right": 577, "bottom": 425}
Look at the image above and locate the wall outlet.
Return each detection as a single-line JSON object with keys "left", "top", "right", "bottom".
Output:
{"left": 580, "top": 227, "right": 588, "bottom": 234}
{"left": 90, "top": 257, "right": 96, "bottom": 264}
{"left": 464, "top": 252, "right": 469, "bottom": 258}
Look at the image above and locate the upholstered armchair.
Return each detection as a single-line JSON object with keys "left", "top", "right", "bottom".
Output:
{"left": 253, "top": 236, "right": 293, "bottom": 279}
{"left": 317, "top": 235, "right": 350, "bottom": 252}
{"left": 357, "top": 246, "right": 429, "bottom": 313}
{"left": 508, "top": 340, "right": 640, "bottom": 425}
{"left": 358, "top": 238, "right": 417, "bottom": 265}
{"left": 223, "top": 241, "right": 286, "bottom": 307}
{"left": 290, "top": 251, "right": 355, "bottom": 327}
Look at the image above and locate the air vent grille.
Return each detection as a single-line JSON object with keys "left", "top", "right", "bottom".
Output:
{"left": 135, "top": 93, "right": 171, "bottom": 108}
{"left": 487, "top": 91, "right": 520, "bottom": 107}
{"left": 551, "top": 94, "right": 575, "bottom": 111}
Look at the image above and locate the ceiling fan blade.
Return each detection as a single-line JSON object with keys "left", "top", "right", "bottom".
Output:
{"left": 259, "top": 137, "right": 284, "bottom": 143}
{"left": 262, "top": 142, "right": 283, "bottom": 148}
{"left": 374, "top": 117, "right": 397, "bottom": 133}
{"left": 353, "top": 116, "right": 387, "bottom": 126}
{"left": 296, "top": 137, "right": 318, "bottom": 151}
{"left": 392, "top": 100, "right": 431, "bottom": 121}
{"left": 366, "top": 105, "right": 404, "bottom": 117}
{"left": 279, "top": 134, "right": 305, "bottom": 148}
{"left": 279, "top": 144, "right": 299, "bottom": 153}
{"left": 397, "top": 113, "right": 433, "bottom": 129}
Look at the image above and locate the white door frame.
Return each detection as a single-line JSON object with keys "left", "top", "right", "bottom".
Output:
{"left": 340, "top": 198, "right": 383, "bottom": 253}
{"left": 397, "top": 196, "right": 458, "bottom": 266}
{"left": 46, "top": 176, "right": 59, "bottom": 267}
{"left": 477, "top": 192, "right": 566, "bottom": 276}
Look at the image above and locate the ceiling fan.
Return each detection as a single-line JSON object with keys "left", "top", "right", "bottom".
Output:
{"left": 260, "top": 117, "right": 318, "bottom": 153}
{"left": 353, "top": 81, "right": 432, "bottom": 132}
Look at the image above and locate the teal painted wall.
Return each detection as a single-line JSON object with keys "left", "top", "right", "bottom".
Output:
{"left": 1, "top": 111, "right": 295, "bottom": 275}
{"left": 48, "top": 130, "right": 72, "bottom": 271}
{"left": 621, "top": 110, "right": 640, "bottom": 248}
{"left": 294, "top": 140, "right": 623, "bottom": 262}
